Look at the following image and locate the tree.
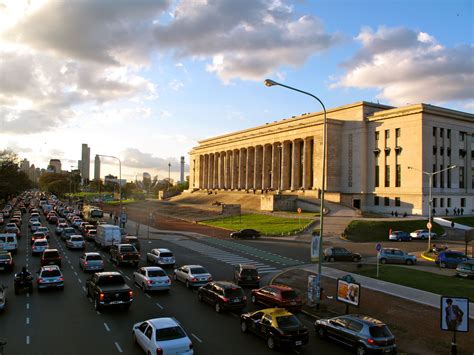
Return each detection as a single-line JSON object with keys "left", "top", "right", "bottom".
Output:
{"left": 0, "top": 150, "right": 32, "bottom": 202}
{"left": 39, "top": 172, "right": 70, "bottom": 196}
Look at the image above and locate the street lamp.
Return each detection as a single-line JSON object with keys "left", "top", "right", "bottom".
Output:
{"left": 96, "top": 154, "right": 122, "bottom": 214}
{"left": 168, "top": 163, "right": 171, "bottom": 190}
{"left": 265, "top": 78, "right": 327, "bottom": 308}
{"left": 408, "top": 165, "right": 457, "bottom": 251}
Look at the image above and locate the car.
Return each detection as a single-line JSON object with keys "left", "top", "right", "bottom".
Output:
{"left": 0, "top": 214, "right": 4, "bottom": 225}
{"left": 240, "top": 308, "right": 309, "bottom": 350}
{"left": 378, "top": 248, "right": 417, "bottom": 265}
{"left": 410, "top": 229, "right": 437, "bottom": 240}
{"left": 30, "top": 221, "right": 42, "bottom": 232}
{"left": 388, "top": 231, "right": 411, "bottom": 242}
{"left": 0, "top": 251, "right": 14, "bottom": 272}
{"left": 85, "top": 229, "right": 97, "bottom": 242}
{"left": 315, "top": 314, "right": 397, "bottom": 355}
{"left": 435, "top": 251, "right": 468, "bottom": 269}
{"left": 66, "top": 235, "right": 86, "bottom": 250}
{"left": 251, "top": 285, "right": 303, "bottom": 312}
{"left": 9, "top": 217, "right": 21, "bottom": 228}
{"left": 31, "top": 231, "right": 47, "bottom": 244}
{"left": 5, "top": 224, "right": 21, "bottom": 237}
{"left": 41, "top": 249, "right": 62, "bottom": 267}
{"left": 234, "top": 264, "right": 260, "bottom": 287}
{"left": 79, "top": 252, "right": 104, "bottom": 272}
{"left": 122, "top": 236, "right": 140, "bottom": 251}
{"left": 230, "top": 229, "right": 261, "bottom": 239}
{"left": 72, "top": 219, "right": 83, "bottom": 229}
{"left": 456, "top": 261, "right": 474, "bottom": 278}
{"left": 133, "top": 266, "right": 171, "bottom": 292}
{"left": 55, "top": 222, "right": 68, "bottom": 236}
{"left": 198, "top": 281, "right": 246, "bottom": 313}
{"left": 61, "top": 227, "right": 76, "bottom": 241}
{"left": 86, "top": 272, "right": 133, "bottom": 311}
{"left": 37, "top": 265, "right": 64, "bottom": 291}
{"left": 48, "top": 215, "right": 58, "bottom": 224}
{"left": 81, "top": 224, "right": 95, "bottom": 236}
{"left": 0, "top": 233, "right": 18, "bottom": 254}
{"left": 32, "top": 239, "right": 49, "bottom": 255}
{"left": 173, "top": 265, "right": 213, "bottom": 288}
{"left": 146, "top": 248, "right": 175, "bottom": 268}
{"left": 28, "top": 217, "right": 39, "bottom": 227}
{"left": 36, "top": 226, "right": 50, "bottom": 238}
{"left": 110, "top": 244, "right": 140, "bottom": 266}
{"left": 323, "top": 247, "right": 362, "bottom": 262}
{"left": 132, "top": 318, "right": 193, "bottom": 355}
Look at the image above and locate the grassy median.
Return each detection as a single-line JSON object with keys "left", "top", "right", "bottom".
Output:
{"left": 447, "top": 217, "right": 474, "bottom": 227}
{"left": 200, "top": 213, "right": 314, "bottom": 236}
{"left": 356, "top": 265, "right": 474, "bottom": 302}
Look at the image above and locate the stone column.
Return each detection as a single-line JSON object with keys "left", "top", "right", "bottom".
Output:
{"left": 302, "top": 138, "right": 312, "bottom": 189}
{"left": 213, "top": 152, "right": 219, "bottom": 189}
{"left": 254, "top": 145, "right": 263, "bottom": 190}
{"left": 262, "top": 144, "right": 272, "bottom": 189}
{"left": 246, "top": 147, "right": 255, "bottom": 189}
{"left": 202, "top": 154, "right": 208, "bottom": 189}
{"left": 209, "top": 154, "right": 215, "bottom": 189}
{"left": 198, "top": 155, "right": 203, "bottom": 188}
{"left": 271, "top": 143, "right": 280, "bottom": 189}
{"left": 238, "top": 148, "right": 247, "bottom": 189}
{"left": 232, "top": 149, "right": 239, "bottom": 189}
{"left": 281, "top": 141, "right": 291, "bottom": 190}
{"left": 225, "top": 151, "right": 231, "bottom": 189}
{"left": 291, "top": 140, "right": 302, "bottom": 190}
{"left": 219, "top": 152, "right": 225, "bottom": 189}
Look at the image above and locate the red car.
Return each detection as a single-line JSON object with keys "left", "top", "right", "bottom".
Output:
{"left": 250, "top": 285, "right": 303, "bottom": 312}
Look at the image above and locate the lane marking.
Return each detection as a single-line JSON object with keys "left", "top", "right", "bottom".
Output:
{"left": 114, "top": 342, "right": 123, "bottom": 353}
{"left": 104, "top": 322, "right": 110, "bottom": 332}
{"left": 74, "top": 271, "right": 78, "bottom": 276}
{"left": 26, "top": 317, "right": 30, "bottom": 324}
{"left": 26, "top": 303, "right": 30, "bottom": 309}
{"left": 124, "top": 275, "right": 131, "bottom": 281}
{"left": 96, "top": 311, "right": 100, "bottom": 315}
{"left": 145, "top": 293, "right": 151, "bottom": 299}
{"left": 26, "top": 292, "right": 30, "bottom": 298}
{"left": 191, "top": 333, "right": 203, "bottom": 343}
{"left": 78, "top": 278, "right": 82, "bottom": 283}
{"left": 155, "top": 302, "right": 163, "bottom": 310}
{"left": 26, "top": 335, "right": 30, "bottom": 345}
{"left": 82, "top": 286, "right": 86, "bottom": 292}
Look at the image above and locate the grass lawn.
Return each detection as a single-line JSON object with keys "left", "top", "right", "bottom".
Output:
{"left": 104, "top": 199, "right": 137, "bottom": 205}
{"left": 200, "top": 213, "right": 313, "bottom": 235}
{"left": 446, "top": 217, "right": 474, "bottom": 227}
{"left": 344, "top": 220, "right": 444, "bottom": 242}
{"left": 356, "top": 265, "right": 474, "bottom": 302}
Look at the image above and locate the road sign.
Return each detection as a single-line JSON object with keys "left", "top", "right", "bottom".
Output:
{"left": 297, "top": 208, "right": 302, "bottom": 214}
{"left": 427, "top": 222, "right": 432, "bottom": 229}
{"left": 376, "top": 243, "right": 382, "bottom": 252}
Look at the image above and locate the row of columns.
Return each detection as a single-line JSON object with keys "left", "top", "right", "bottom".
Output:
{"left": 198, "top": 138, "right": 314, "bottom": 191}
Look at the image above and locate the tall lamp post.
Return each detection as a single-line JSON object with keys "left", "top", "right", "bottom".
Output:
{"left": 264, "top": 79, "right": 327, "bottom": 308}
{"left": 408, "top": 165, "right": 456, "bottom": 251}
{"left": 168, "top": 163, "right": 171, "bottom": 190}
{"left": 97, "top": 154, "right": 122, "bottom": 213}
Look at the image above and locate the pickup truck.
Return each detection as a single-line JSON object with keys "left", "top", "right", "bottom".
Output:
{"left": 110, "top": 244, "right": 140, "bottom": 267}
{"left": 86, "top": 272, "right": 133, "bottom": 311}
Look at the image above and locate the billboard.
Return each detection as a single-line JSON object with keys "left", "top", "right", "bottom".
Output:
{"left": 440, "top": 296, "right": 469, "bottom": 332}
{"left": 337, "top": 279, "right": 360, "bottom": 307}
{"left": 311, "top": 232, "right": 320, "bottom": 262}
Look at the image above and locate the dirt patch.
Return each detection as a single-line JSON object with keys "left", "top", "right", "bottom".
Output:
{"left": 273, "top": 270, "right": 474, "bottom": 355}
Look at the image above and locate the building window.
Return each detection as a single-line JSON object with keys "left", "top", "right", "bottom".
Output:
{"left": 472, "top": 167, "right": 474, "bottom": 189}
{"left": 440, "top": 165, "right": 444, "bottom": 188}
{"left": 440, "top": 128, "right": 444, "bottom": 138}
{"left": 461, "top": 198, "right": 466, "bottom": 208}
{"left": 471, "top": 150, "right": 474, "bottom": 159}
{"left": 433, "top": 146, "right": 437, "bottom": 155}
{"left": 433, "top": 127, "right": 437, "bottom": 137}
{"left": 384, "top": 197, "right": 390, "bottom": 206}
{"left": 447, "top": 148, "right": 451, "bottom": 157}
{"left": 433, "top": 198, "right": 437, "bottom": 208}
{"left": 375, "top": 131, "right": 379, "bottom": 141}
{"left": 447, "top": 169, "right": 451, "bottom": 188}
{"left": 440, "top": 198, "right": 444, "bottom": 208}
{"left": 396, "top": 128, "right": 401, "bottom": 138}
{"left": 440, "top": 147, "right": 444, "bottom": 156}
{"left": 460, "top": 132, "right": 466, "bottom": 141}
{"left": 459, "top": 167, "right": 465, "bottom": 188}
{"left": 447, "top": 198, "right": 451, "bottom": 207}
{"left": 375, "top": 165, "right": 380, "bottom": 187}
{"left": 433, "top": 164, "right": 437, "bottom": 188}
{"left": 396, "top": 165, "right": 401, "bottom": 187}
{"left": 385, "top": 129, "right": 390, "bottom": 140}
{"left": 374, "top": 196, "right": 379, "bottom": 206}
{"left": 395, "top": 197, "right": 401, "bottom": 207}
{"left": 385, "top": 165, "right": 390, "bottom": 187}
{"left": 447, "top": 129, "right": 451, "bottom": 139}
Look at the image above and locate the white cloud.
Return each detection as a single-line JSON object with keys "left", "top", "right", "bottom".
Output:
{"left": 332, "top": 26, "right": 474, "bottom": 106}
{"left": 120, "top": 148, "right": 188, "bottom": 171}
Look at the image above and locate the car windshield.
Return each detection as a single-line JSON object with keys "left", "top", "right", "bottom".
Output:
{"left": 86, "top": 255, "right": 102, "bottom": 261}
{"left": 155, "top": 326, "right": 186, "bottom": 341}
{"left": 120, "top": 245, "right": 135, "bottom": 252}
{"left": 224, "top": 287, "right": 244, "bottom": 297}
{"left": 240, "top": 269, "right": 258, "bottom": 276}
{"left": 97, "top": 275, "right": 125, "bottom": 285}
{"left": 159, "top": 252, "right": 173, "bottom": 258}
{"left": 281, "top": 290, "right": 298, "bottom": 299}
{"left": 369, "top": 325, "right": 392, "bottom": 338}
{"left": 65, "top": 228, "right": 75, "bottom": 233}
{"left": 71, "top": 237, "right": 83, "bottom": 241}
{"left": 190, "top": 267, "right": 207, "bottom": 274}
{"left": 35, "top": 241, "right": 47, "bottom": 246}
{"left": 276, "top": 315, "right": 301, "bottom": 328}
{"left": 148, "top": 270, "right": 166, "bottom": 277}
{"left": 89, "top": 230, "right": 96, "bottom": 235}
{"left": 42, "top": 270, "right": 61, "bottom": 277}
{"left": 45, "top": 251, "right": 59, "bottom": 258}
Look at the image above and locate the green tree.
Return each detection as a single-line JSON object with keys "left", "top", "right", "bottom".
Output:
{"left": 39, "top": 172, "right": 70, "bottom": 196}
{"left": 0, "top": 150, "right": 32, "bottom": 202}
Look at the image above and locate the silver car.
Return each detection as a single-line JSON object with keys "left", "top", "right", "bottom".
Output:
{"left": 147, "top": 248, "right": 175, "bottom": 268}
{"left": 79, "top": 252, "right": 104, "bottom": 272}
{"left": 410, "top": 229, "right": 437, "bottom": 240}
{"left": 173, "top": 265, "right": 212, "bottom": 288}
{"left": 66, "top": 235, "right": 85, "bottom": 250}
{"left": 378, "top": 248, "right": 417, "bottom": 265}
{"left": 134, "top": 266, "right": 171, "bottom": 292}
{"left": 37, "top": 265, "right": 64, "bottom": 291}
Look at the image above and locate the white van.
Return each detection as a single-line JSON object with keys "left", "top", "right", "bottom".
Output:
{"left": 96, "top": 224, "right": 121, "bottom": 249}
{"left": 0, "top": 233, "right": 18, "bottom": 254}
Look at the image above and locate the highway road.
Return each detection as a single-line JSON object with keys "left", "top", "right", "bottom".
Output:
{"left": 0, "top": 211, "right": 350, "bottom": 355}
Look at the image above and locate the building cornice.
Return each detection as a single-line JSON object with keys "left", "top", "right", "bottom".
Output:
{"left": 367, "top": 103, "right": 474, "bottom": 122}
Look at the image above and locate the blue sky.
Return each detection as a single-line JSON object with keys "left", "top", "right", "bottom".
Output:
{"left": 0, "top": 0, "right": 472, "bottom": 180}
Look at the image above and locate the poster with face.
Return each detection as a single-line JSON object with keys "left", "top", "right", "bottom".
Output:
{"left": 337, "top": 279, "right": 360, "bottom": 307}
{"left": 311, "top": 233, "right": 320, "bottom": 262}
{"left": 440, "top": 296, "right": 469, "bottom": 332}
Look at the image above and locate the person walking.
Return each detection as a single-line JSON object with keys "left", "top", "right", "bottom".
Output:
{"left": 445, "top": 208, "right": 449, "bottom": 216}
{"left": 460, "top": 207, "right": 464, "bottom": 215}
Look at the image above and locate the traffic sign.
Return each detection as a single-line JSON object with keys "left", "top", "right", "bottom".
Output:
{"left": 376, "top": 243, "right": 382, "bottom": 252}
{"left": 297, "top": 208, "right": 302, "bottom": 214}
{"left": 427, "top": 222, "right": 432, "bottom": 229}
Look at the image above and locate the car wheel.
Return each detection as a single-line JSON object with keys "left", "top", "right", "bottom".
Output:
{"left": 185, "top": 280, "right": 190, "bottom": 289}
{"left": 316, "top": 326, "right": 326, "bottom": 339}
{"left": 380, "top": 258, "right": 387, "bottom": 264}
{"left": 440, "top": 262, "right": 446, "bottom": 268}
{"left": 406, "top": 259, "right": 413, "bottom": 265}
{"left": 352, "top": 257, "right": 359, "bottom": 262}
{"left": 251, "top": 295, "right": 257, "bottom": 304}
{"left": 356, "top": 344, "right": 367, "bottom": 355}
{"left": 267, "top": 336, "right": 276, "bottom": 350}
{"left": 198, "top": 292, "right": 203, "bottom": 302}
{"left": 329, "top": 256, "right": 335, "bottom": 262}
{"left": 241, "top": 321, "right": 248, "bottom": 333}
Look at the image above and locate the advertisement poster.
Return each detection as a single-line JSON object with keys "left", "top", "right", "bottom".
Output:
{"left": 440, "top": 296, "right": 469, "bottom": 332}
{"left": 307, "top": 275, "right": 317, "bottom": 304}
{"left": 311, "top": 233, "right": 320, "bottom": 262}
{"left": 337, "top": 279, "right": 360, "bottom": 307}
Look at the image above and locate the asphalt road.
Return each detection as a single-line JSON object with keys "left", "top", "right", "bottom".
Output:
{"left": 0, "top": 212, "right": 350, "bottom": 355}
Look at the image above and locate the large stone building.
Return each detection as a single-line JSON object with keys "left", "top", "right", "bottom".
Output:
{"left": 189, "top": 101, "right": 474, "bottom": 215}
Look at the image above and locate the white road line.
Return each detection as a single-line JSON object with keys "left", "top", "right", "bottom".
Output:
{"left": 26, "top": 292, "right": 30, "bottom": 297}
{"left": 191, "top": 333, "right": 203, "bottom": 343}
{"left": 114, "top": 342, "right": 123, "bottom": 353}
{"left": 145, "top": 293, "right": 151, "bottom": 299}
{"left": 26, "top": 303, "right": 30, "bottom": 310}
{"left": 155, "top": 302, "right": 163, "bottom": 310}
{"left": 74, "top": 271, "right": 78, "bottom": 276}
{"left": 124, "top": 275, "right": 131, "bottom": 281}
{"left": 104, "top": 322, "right": 110, "bottom": 332}
{"left": 82, "top": 286, "right": 86, "bottom": 292}
{"left": 26, "top": 335, "right": 30, "bottom": 345}
{"left": 26, "top": 317, "right": 30, "bottom": 324}
{"left": 78, "top": 278, "right": 82, "bottom": 283}
{"left": 96, "top": 311, "right": 101, "bottom": 315}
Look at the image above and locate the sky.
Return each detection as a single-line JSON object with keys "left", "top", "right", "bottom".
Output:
{"left": 0, "top": 0, "right": 473, "bottom": 181}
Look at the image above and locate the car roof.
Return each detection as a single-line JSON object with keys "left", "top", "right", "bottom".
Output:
{"left": 182, "top": 264, "right": 203, "bottom": 268}
{"left": 155, "top": 248, "right": 171, "bottom": 253}
{"left": 342, "top": 314, "right": 386, "bottom": 326}
{"left": 269, "top": 284, "right": 293, "bottom": 291}
{"left": 33, "top": 238, "right": 48, "bottom": 243}
{"left": 259, "top": 308, "right": 293, "bottom": 317}
{"left": 239, "top": 264, "right": 257, "bottom": 269}
{"left": 148, "top": 317, "right": 180, "bottom": 329}
{"left": 95, "top": 271, "right": 122, "bottom": 277}
{"left": 381, "top": 248, "right": 401, "bottom": 251}
{"left": 40, "top": 265, "right": 60, "bottom": 271}
{"left": 84, "top": 252, "right": 100, "bottom": 256}
{"left": 212, "top": 281, "right": 241, "bottom": 289}
{"left": 142, "top": 266, "right": 165, "bottom": 272}
{"left": 44, "top": 248, "right": 59, "bottom": 252}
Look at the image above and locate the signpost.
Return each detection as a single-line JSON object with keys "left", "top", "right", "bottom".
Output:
{"left": 440, "top": 296, "right": 469, "bottom": 354}
{"left": 148, "top": 212, "right": 153, "bottom": 243}
{"left": 376, "top": 243, "right": 382, "bottom": 277}
{"left": 427, "top": 222, "right": 432, "bottom": 230}
{"left": 337, "top": 275, "right": 360, "bottom": 314}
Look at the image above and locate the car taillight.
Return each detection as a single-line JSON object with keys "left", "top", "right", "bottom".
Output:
{"left": 156, "top": 348, "right": 163, "bottom": 355}
{"left": 191, "top": 278, "right": 197, "bottom": 282}
{"left": 129, "top": 290, "right": 134, "bottom": 298}
{"left": 38, "top": 278, "right": 43, "bottom": 283}
{"left": 59, "top": 277, "right": 64, "bottom": 281}
{"left": 367, "top": 338, "right": 375, "bottom": 345}
{"left": 147, "top": 280, "right": 154, "bottom": 284}
{"left": 99, "top": 293, "right": 105, "bottom": 301}
{"left": 222, "top": 297, "right": 229, "bottom": 302}
{"left": 84, "top": 262, "right": 88, "bottom": 266}
{"left": 243, "top": 296, "right": 247, "bottom": 301}
{"left": 119, "top": 255, "right": 123, "bottom": 259}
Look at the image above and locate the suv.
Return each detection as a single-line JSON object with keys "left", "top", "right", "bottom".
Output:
{"left": 234, "top": 264, "right": 260, "bottom": 287}
{"left": 230, "top": 229, "right": 260, "bottom": 239}
{"left": 315, "top": 314, "right": 396, "bottom": 354}
{"left": 41, "top": 249, "right": 62, "bottom": 267}
{"left": 110, "top": 244, "right": 140, "bottom": 266}
{"left": 378, "top": 248, "right": 417, "bottom": 265}
{"left": 388, "top": 231, "right": 411, "bottom": 242}
{"left": 435, "top": 251, "right": 468, "bottom": 268}
{"left": 146, "top": 248, "right": 175, "bottom": 268}
{"left": 37, "top": 265, "right": 64, "bottom": 291}
{"left": 323, "top": 247, "right": 362, "bottom": 262}
{"left": 198, "top": 281, "right": 246, "bottom": 313}
{"left": 251, "top": 285, "right": 303, "bottom": 312}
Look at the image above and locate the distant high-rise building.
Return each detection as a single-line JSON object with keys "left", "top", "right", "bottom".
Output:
{"left": 80, "top": 143, "right": 90, "bottom": 183}
{"left": 94, "top": 155, "right": 101, "bottom": 181}
{"left": 180, "top": 156, "right": 185, "bottom": 183}
{"left": 48, "top": 159, "right": 62, "bottom": 173}
{"left": 20, "top": 159, "right": 30, "bottom": 174}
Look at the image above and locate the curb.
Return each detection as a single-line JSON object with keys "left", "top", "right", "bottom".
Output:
{"left": 421, "top": 251, "right": 436, "bottom": 262}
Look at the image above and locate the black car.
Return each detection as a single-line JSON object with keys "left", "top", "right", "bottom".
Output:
{"left": 323, "top": 247, "right": 362, "bottom": 262}
{"left": 315, "top": 314, "right": 396, "bottom": 355}
{"left": 122, "top": 236, "right": 140, "bottom": 251}
{"left": 234, "top": 264, "right": 260, "bottom": 287}
{"left": 230, "top": 229, "right": 261, "bottom": 239}
{"left": 198, "top": 281, "right": 246, "bottom": 313}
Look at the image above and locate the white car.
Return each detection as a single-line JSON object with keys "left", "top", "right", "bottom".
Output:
{"left": 37, "top": 226, "right": 50, "bottom": 238}
{"left": 32, "top": 239, "right": 49, "bottom": 255}
{"left": 146, "top": 248, "right": 175, "bottom": 268}
{"left": 37, "top": 265, "right": 64, "bottom": 291}
{"left": 134, "top": 267, "right": 171, "bottom": 292}
{"left": 173, "top": 265, "right": 212, "bottom": 289}
{"left": 132, "top": 318, "right": 193, "bottom": 355}
{"left": 410, "top": 229, "right": 437, "bottom": 240}
{"left": 66, "top": 235, "right": 85, "bottom": 250}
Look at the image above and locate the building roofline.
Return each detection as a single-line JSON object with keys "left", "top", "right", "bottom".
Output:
{"left": 368, "top": 103, "right": 474, "bottom": 121}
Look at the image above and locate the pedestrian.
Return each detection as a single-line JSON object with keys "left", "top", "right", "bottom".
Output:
{"left": 109, "top": 212, "right": 113, "bottom": 219}
{"left": 445, "top": 208, "right": 449, "bottom": 216}
{"left": 461, "top": 207, "right": 464, "bottom": 216}
{"left": 432, "top": 208, "right": 436, "bottom": 216}
{"left": 391, "top": 211, "right": 394, "bottom": 217}
{"left": 403, "top": 212, "right": 407, "bottom": 218}
{"left": 394, "top": 211, "right": 398, "bottom": 217}
{"left": 114, "top": 215, "right": 118, "bottom": 225}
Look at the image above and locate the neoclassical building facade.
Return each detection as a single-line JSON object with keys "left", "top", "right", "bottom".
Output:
{"left": 189, "top": 102, "right": 474, "bottom": 215}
